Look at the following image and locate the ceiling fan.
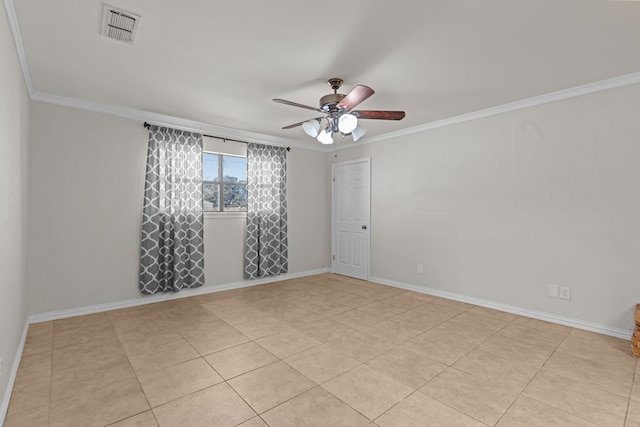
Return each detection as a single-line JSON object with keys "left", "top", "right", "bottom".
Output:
{"left": 273, "top": 78, "right": 405, "bottom": 144}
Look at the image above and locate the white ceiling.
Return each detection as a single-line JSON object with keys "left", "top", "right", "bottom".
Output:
{"left": 8, "top": 0, "right": 640, "bottom": 146}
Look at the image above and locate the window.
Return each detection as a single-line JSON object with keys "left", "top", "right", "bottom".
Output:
{"left": 203, "top": 152, "right": 247, "bottom": 212}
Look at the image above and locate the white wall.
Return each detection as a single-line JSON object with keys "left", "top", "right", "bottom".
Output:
{"left": 0, "top": 4, "right": 30, "bottom": 416}
{"left": 333, "top": 84, "right": 640, "bottom": 332}
{"left": 27, "top": 102, "right": 331, "bottom": 314}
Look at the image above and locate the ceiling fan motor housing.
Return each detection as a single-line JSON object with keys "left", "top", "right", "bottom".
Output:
{"left": 319, "top": 93, "right": 346, "bottom": 111}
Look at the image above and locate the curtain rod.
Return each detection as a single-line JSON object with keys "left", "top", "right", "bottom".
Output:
{"left": 143, "top": 122, "right": 290, "bottom": 151}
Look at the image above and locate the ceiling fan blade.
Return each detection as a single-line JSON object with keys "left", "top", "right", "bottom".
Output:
{"left": 281, "top": 116, "right": 324, "bottom": 130}
{"left": 273, "top": 98, "right": 322, "bottom": 113}
{"left": 337, "top": 85, "right": 375, "bottom": 110}
{"left": 353, "top": 110, "right": 405, "bottom": 120}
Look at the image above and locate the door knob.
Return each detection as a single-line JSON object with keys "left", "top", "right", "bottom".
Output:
{"left": 362, "top": 225, "right": 367, "bottom": 229}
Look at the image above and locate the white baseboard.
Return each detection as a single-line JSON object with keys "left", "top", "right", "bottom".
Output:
{"left": 29, "top": 268, "right": 330, "bottom": 324}
{"left": 0, "top": 321, "right": 29, "bottom": 427}
{"left": 370, "top": 276, "right": 633, "bottom": 340}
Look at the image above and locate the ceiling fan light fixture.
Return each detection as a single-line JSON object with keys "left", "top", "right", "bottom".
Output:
{"left": 302, "top": 118, "right": 321, "bottom": 137}
{"left": 338, "top": 113, "right": 358, "bottom": 134}
{"left": 351, "top": 126, "right": 366, "bottom": 142}
{"left": 317, "top": 127, "right": 333, "bottom": 145}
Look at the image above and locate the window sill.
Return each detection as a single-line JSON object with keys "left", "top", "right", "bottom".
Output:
{"left": 204, "top": 211, "right": 247, "bottom": 220}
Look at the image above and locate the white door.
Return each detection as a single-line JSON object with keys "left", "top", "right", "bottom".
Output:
{"left": 332, "top": 158, "right": 371, "bottom": 280}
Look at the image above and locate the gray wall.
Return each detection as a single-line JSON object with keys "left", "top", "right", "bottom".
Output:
{"left": 0, "top": 5, "right": 30, "bottom": 416}
{"left": 27, "top": 102, "right": 331, "bottom": 314}
{"left": 333, "top": 84, "right": 640, "bottom": 331}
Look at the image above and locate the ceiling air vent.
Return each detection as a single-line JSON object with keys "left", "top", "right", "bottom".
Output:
{"left": 101, "top": 5, "right": 140, "bottom": 44}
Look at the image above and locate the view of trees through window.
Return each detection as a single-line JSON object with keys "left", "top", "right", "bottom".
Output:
{"left": 203, "top": 152, "right": 247, "bottom": 212}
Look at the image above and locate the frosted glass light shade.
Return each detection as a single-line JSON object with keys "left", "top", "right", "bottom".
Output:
{"left": 351, "top": 126, "right": 366, "bottom": 142}
{"left": 317, "top": 128, "right": 333, "bottom": 144}
{"left": 302, "top": 119, "right": 320, "bottom": 137}
{"left": 338, "top": 113, "right": 358, "bottom": 134}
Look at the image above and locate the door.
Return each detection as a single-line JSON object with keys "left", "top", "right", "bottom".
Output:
{"left": 332, "top": 158, "right": 371, "bottom": 280}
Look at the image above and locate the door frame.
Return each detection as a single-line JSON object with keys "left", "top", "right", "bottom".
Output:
{"left": 331, "top": 157, "right": 371, "bottom": 280}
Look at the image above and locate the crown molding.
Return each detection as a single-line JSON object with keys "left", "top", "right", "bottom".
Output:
{"left": 358, "top": 71, "right": 640, "bottom": 147}
{"left": 30, "top": 91, "right": 326, "bottom": 151}
{"left": 3, "top": 0, "right": 33, "bottom": 94}
{"left": 7, "top": 0, "right": 640, "bottom": 152}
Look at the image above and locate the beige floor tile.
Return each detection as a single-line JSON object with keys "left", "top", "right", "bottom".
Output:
{"left": 478, "top": 334, "right": 556, "bottom": 369}
{"left": 359, "top": 301, "right": 409, "bottom": 318}
{"left": 284, "top": 343, "right": 361, "bottom": 384}
{"left": 411, "top": 301, "right": 467, "bottom": 319}
{"left": 306, "top": 300, "right": 353, "bottom": 316}
{"left": 237, "top": 417, "right": 269, "bottom": 427}
{"left": 366, "top": 346, "right": 447, "bottom": 389}
{"left": 206, "top": 306, "right": 272, "bottom": 325}
{"left": 328, "top": 330, "right": 395, "bottom": 362}
{"left": 509, "top": 316, "right": 572, "bottom": 336}
{"left": 331, "top": 309, "right": 386, "bottom": 329}
{"left": 383, "top": 293, "right": 431, "bottom": 309}
{"left": 430, "top": 320, "right": 495, "bottom": 343}
{"left": 108, "top": 410, "right": 159, "bottom": 426}
{"left": 6, "top": 275, "right": 637, "bottom": 427}
{"left": 430, "top": 298, "right": 475, "bottom": 311}
{"left": 233, "top": 316, "right": 293, "bottom": 340}
{"left": 375, "top": 392, "right": 487, "bottom": 427}
{"left": 557, "top": 330, "right": 636, "bottom": 372}
{"left": 262, "top": 387, "right": 370, "bottom": 427}
{"left": 204, "top": 341, "right": 278, "bottom": 380}
{"left": 184, "top": 324, "right": 250, "bottom": 355}
{"left": 53, "top": 334, "right": 126, "bottom": 370}
{"left": 229, "top": 361, "right": 316, "bottom": 414}
{"left": 497, "top": 321, "right": 569, "bottom": 347}
{"left": 401, "top": 331, "right": 476, "bottom": 366}
{"left": 53, "top": 319, "right": 118, "bottom": 349}
{"left": 523, "top": 371, "right": 627, "bottom": 426}
{"left": 541, "top": 351, "right": 633, "bottom": 397}
{"left": 22, "top": 322, "right": 53, "bottom": 356}
{"left": 627, "top": 399, "right": 640, "bottom": 427}
{"left": 632, "top": 375, "right": 640, "bottom": 402}
{"left": 420, "top": 368, "right": 522, "bottom": 426}
{"left": 466, "top": 306, "right": 517, "bottom": 322}
{"left": 7, "top": 351, "right": 51, "bottom": 415}
{"left": 49, "top": 376, "right": 150, "bottom": 427}
{"left": 294, "top": 317, "right": 356, "bottom": 342}
{"left": 389, "top": 309, "right": 451, "bottom": 332}
{"left": 447, "top": 311, "right": 511, "bottom": 334}
{"left": 453, "top": 349, "right": 538, "bottom": 389}
{"left": 51, "top": 353, "right": 136, "bottom": 402}
{"left": 273, "top": 306, "right": 325, "bottom": 326}
{"left": 124, "top": 338, "right": 200, "bottom": 375}
{"left": 335, "top": 294, "right": 379, "bottom": 308}
{"left": 117, "top": 323, "right": 184, "bottom": 351}
{"left": 256, "top": 329, "right": 321, "bottom": 359}
{"left": 138, "top": 358, "right": 223, "bottom": 407}
{"left": 153, "top": 382, "right": 256, "bottom": 427}
{"left": 322, "top": 364, "right": 413, "bottom": 420}
{"left": 2, "top": 404, "right": 49, "bottom": 427}
{"left": 360, "top": 319, "right": 423, "bottom": 345}
{"left": 496, "top": 395, "right": 599, "bottom": 427}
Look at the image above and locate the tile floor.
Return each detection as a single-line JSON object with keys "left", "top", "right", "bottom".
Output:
{"left": 4, "top": 273, "right": 639, "bottom": 427}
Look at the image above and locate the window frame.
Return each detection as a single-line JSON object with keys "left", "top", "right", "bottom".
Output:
{"left": 202, "top": 150, "right": 247, "bottom": 218}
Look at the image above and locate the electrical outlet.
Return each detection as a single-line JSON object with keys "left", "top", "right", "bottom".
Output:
{"left": 559, "top": 286, "right": 571, "bottom": 300}
{"left": 548, "top": 284, "right": 559, "bottom": 298}
{"left": 417, "top": 264, "right": 423, "bottom": 274}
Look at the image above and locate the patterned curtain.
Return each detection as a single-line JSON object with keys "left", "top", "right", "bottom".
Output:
{"left": 139, "top": 125, "right": 205, "bottom": 294}
{"left": 244, "top": 143, "right": 288, "bottom": 279}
